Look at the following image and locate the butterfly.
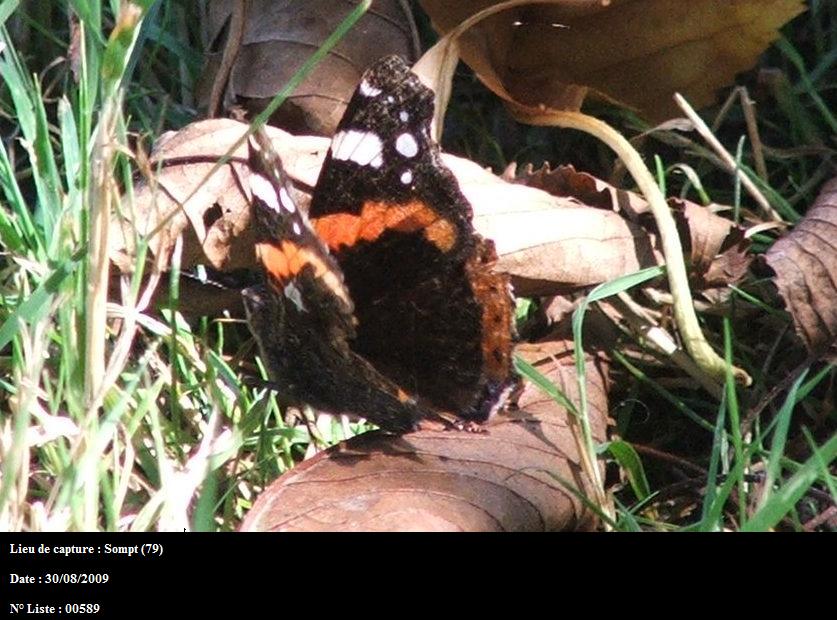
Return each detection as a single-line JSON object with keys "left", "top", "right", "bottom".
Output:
{"left": 243, "top": 55, "right": 515, "bottom": 433}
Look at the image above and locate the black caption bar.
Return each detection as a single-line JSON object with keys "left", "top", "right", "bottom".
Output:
{"left": 1, "top": 532, "right": 808, "bottom": 615}
{"left": 3, "top": 533, "right": 528, "bottom": 616}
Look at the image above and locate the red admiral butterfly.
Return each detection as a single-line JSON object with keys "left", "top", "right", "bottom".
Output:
{"left": 243, "top": 55, "right": 515, "bottom": 433}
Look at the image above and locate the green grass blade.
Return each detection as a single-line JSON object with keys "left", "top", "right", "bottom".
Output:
{"left": 58, "top": 96, "right": 81, "bottom": 195}
{"left": 0, "top": 0, "right": 20, "bottom": 27}
{"left": 0, "top": 205, "right": 23, "bottom": 252}
{"left": 807, "top": 46, "right": 837, "bottom": 84}
{"left": 795, "top": 363, "right": 834, "bottom": 404}
{"left": 699, "top": 395, "right": 727, "bottom": 531}
{"left": 144, "top": 21, "right": 204, "bottom": 71}
{"left": 0, "top": 258, "right": 78, "bottom": 351}
{"left": 732, "top": 135, "right": 745, "bottom": 224}
{"left": 568, "top": 266, "right": 665, "bottom": 508}
{"left": 513, "top": 356, "right": 578, "bottom": 416}
{"left": 614, "top": 350, "right": 716, "bottom": 433}
{"left": 30, "top": 79, "right": 63, "bottom": 239}
{"left": 728, "top": 285, "right": 788, "bottom": 317}
{"left": 584, "top": 266, "right": 666, "bottom": 305}
{"left": 540, "top": 468, "right": 619, "bottom": 530}
{"left": 100, "top": 1, "right": 154, "bottom": 96}
{"left": 0, "top": 134, "right": 26, "bottom": 212}
{"left": 606, "top": 440, "right": 651, "bottom": 501}
{"left": 654, "top": 154, "right": 666, "bottom": 195}
{"left": 192, "top": 471, "right": 218, "bottom": 532}
{"left": 613, "top": 496, "right": 643, "bottom": 532}
{"left": 0, "top": 29, "right": 63, "bottom": 240}
{"left": 760, "top": 370, "right": 808, "bottom": 507}
{"left": 747, "top": 163, "right": 801, "bottom": 222}
{"left": 801, "top": 428, "right": 836, "bottom": 501}
{"left": 0, "top": 138, "right": 44, "bottom": 256}
{"left": 67, "top": 0, "right": 104, "bottom": 47}
{"left": 206, "top": 349, "right": 245, "bottom": 401}
{"left": 743, "top": 433, "right": 837, "bottom": 532}
{"left": 668, "top": 163, "right": 711, "bottom": 205}
{"left": 776, "top": 36, "right": 837, "bottom": 133}
{"left": 722, "top": 319, "right": 746, "bottom": 526}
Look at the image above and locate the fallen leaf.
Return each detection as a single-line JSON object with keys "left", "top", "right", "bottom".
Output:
{"left": 446, "top": 157, "right": 664, "bottom": 294}
{"left": 110, "top": 119, "right": 327, "bottom": 277}
{"left": 240, "top": 336, "right": 609, "bottom": 532}
{"left": 411, "top": 30, "right": 460, "bottom": 141}
{"left": 671, "top": 200, "right": 751, "bottom": 291}
{"left": 765, "top": 178, "right": 837, "bottom": 356}
{"left": 514, "top": 163, "right": 751, "bottom": 294}
{"left": 419, "top": 0, "right": 806, "bottom": 122}
{"left": 200, "top": 0, "right": 419, "bottom": 134}
{"left": 514, "top": 162, "right": 650, "bottom": 217}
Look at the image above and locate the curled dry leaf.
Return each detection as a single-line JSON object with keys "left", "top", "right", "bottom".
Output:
{"left": 515, "top": 163, "right": 751, "bottom": 294}
{"left": 240, "top": 337, "right": 608, "bottom": 532}
{"left": 109, "top": 119, "right": 327, "bottom": 278}
{"left": 765, "top": 178, "right": 837, "bottom": 356}
{"left": 201, "top": 0, "right": 418, "bottom": 134}
{"left": 446, "top": 157, "right": 663, "bottom": 295}
{"left": 419, "top": 0, "right": 805, "bottom": 122}
{"left": 670, "top": 200, "right": 750, "bottom": 291}
{"left": 512, "top": 162, "right": 651, "bottom": 217}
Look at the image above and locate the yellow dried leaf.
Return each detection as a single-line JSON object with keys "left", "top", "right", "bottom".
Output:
{"left": 420, "top": 0, "right": 806, "bottom": 121}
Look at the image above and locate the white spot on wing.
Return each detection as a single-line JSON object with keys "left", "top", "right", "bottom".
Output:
{"left": 249, "top": 175, "right": 281, "bottom": 212}
{"left": 399, "top": 110, "right": 409, "bottom": 122}
{"left": 359, "top": 79, "right": 382, "bottom": 97}
{"left": 395, "top": 133, "right": 419, "bottom": 158}
{"left": 331, "top": 129, "right": 384, "bottom": 168}
{"left": 283, "top": 281, "right": 307, "bottom": 312}
{"left": 278, "top": 187, "right": 296, "bottom": 213}
{"left": 292, "top": 221, "right": 302, "bottom": 235}
{"left": 400, "top": 170, "right": 413, "bottom": 185}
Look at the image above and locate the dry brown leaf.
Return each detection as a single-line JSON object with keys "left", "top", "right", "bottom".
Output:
{"left": 765, "top": 178, "right": 837, "bottom": 356}
{"left": 495, "top": 212, "right": 659, "bottom": 295}
{"left": 200, "top": 0, "right": 418, "bottom": 134}
{"left": 419, "top": 0, "right": 805, "bottom": 122}
{"left": 671, "top": 200, "right": 751, "bottom": 290}
{"left": 411, "top": 30, "right": 461, "bottom": 141}
{"left": 110, "top": 119, "right": 327, "bottom": 277}
{"left": 513, "top": 163, "right": 650, "bottom": 217}
{"left": 446, "top": 157, "right": 664, "bottom": 295}
{"left": 516, "top": 163, "right": 752, "bottom": 294}
{"left": 240, "top": 337, "right": 609, "bottom": 532}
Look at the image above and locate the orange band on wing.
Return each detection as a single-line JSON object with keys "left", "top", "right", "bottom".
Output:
{"left": 257, "top": 240, "right": 312, "bottom": 280}
{"left": 256, "top": 240, "right": 351, "bottom": 306}
{"left": 313, "top": 200, "right": 457, "bottom": 253}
